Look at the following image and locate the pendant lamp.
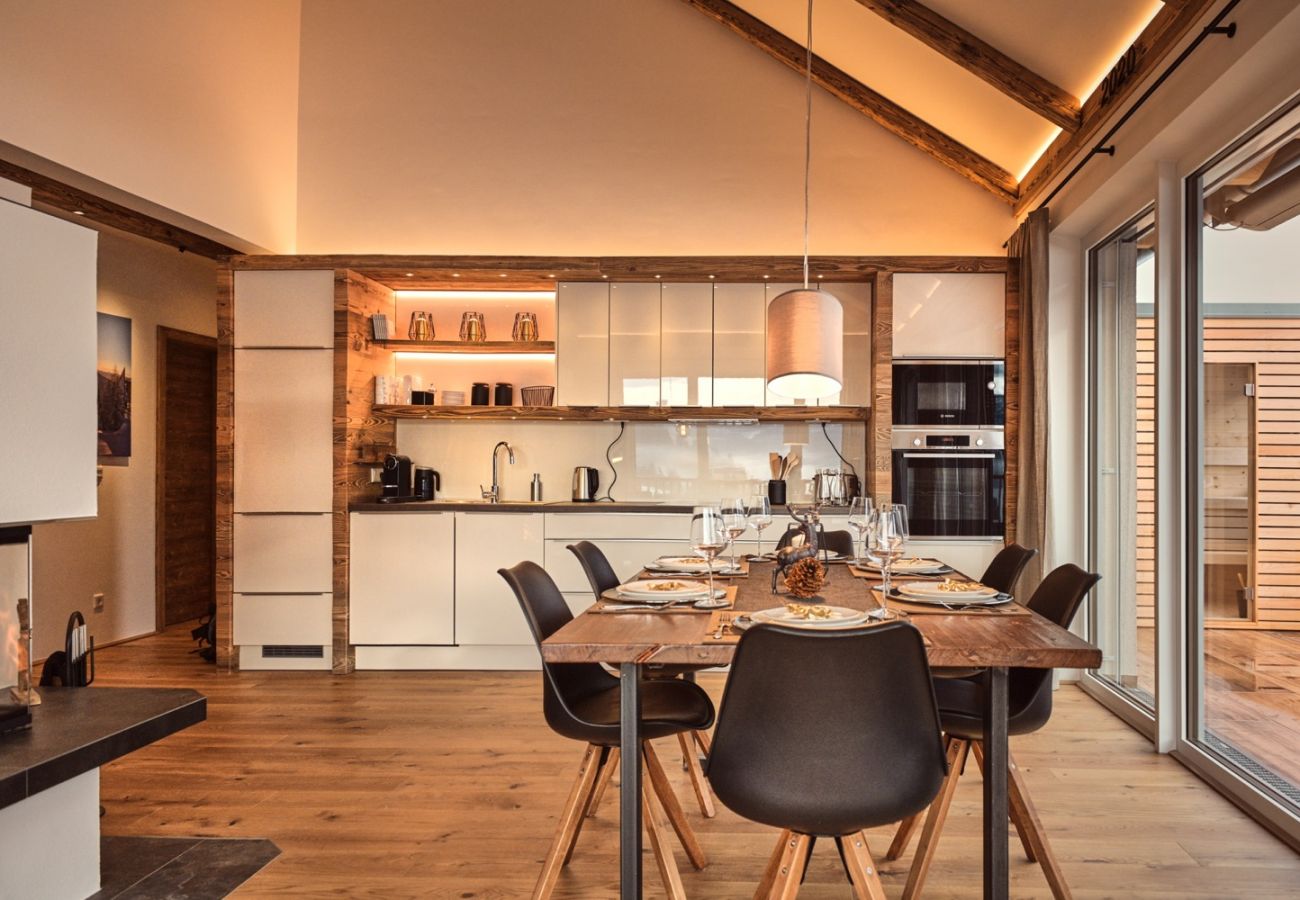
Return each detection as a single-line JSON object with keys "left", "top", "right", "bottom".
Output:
{"left": 766, "top": 0, "right": 843, "bottom": 400}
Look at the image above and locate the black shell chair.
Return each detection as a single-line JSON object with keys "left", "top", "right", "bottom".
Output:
{"left": 500, "top": 560, "right": 715, "bottom": 899}
{"left": 888, "top": 563, "right": 1102, "bottom": 900}
{"left": 980, "top": 543, "right": 1039, "bottom": 596}
{"left": 707, "top": 621, "right": 949, "bottom": 898}
{"left": 566, "top": 540, "right": 718, "bottom": 818}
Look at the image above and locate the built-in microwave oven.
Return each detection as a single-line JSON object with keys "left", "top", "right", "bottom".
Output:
{"left": 892, "top": 359, "right": 1005, "bottom": 428}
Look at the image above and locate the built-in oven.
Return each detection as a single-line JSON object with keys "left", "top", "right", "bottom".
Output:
{"left": 892, "top": 359, "right": 1005, "bottom": 427}
{"left": 892, "top": 429, "right": 1005, "bottom": 539}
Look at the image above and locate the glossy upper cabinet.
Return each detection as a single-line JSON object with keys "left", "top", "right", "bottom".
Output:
{"left": 893, "top": 273, "right": 1006, "bottom": 358}
{"left": 609, "top": 283, "right": 661, "bottom": 405}
{"left": 661, "top": 283, "right": 713, "bottom": 406}
{"left": 764, "top": 283, "right": 806, "bottom": 407}
{"left": 712, "top": 283, "right": 766, "bottom": 406}
{"left": 233, "top": 349, "right": 334, "bottom": 512}
{"left": 233, "top": 270, "right": 335, "bottom": 348}
{"left": 0, "top": 202, "right": 97, "bottom": 527}
{"left": 557, "top": 282, "right": 610, "bottom": 406}
{"left": 823, "top": 282, "right": 872, "bottom": 407}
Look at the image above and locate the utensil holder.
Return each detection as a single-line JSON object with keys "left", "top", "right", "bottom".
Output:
{"left": 767, "top": 479, "right": 787, "bottom": 506}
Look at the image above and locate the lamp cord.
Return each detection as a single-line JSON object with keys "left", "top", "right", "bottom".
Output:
{"left": 600, "top": 422, "right": 626, "bottom": 502}
{"left": 802, "top": 0, "right": 813, "bottom": 290}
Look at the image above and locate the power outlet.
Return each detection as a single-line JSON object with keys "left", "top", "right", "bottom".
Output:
{"left": 369, "top": 467, "right": 382, "bottom": 484}
{"left": 92, "top": 592, "right": 105, "bottom": 612}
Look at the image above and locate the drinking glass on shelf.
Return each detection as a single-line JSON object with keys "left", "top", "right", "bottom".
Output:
{"left": 867, "top": 504, "right": 907, "bottom": 599}
{"left": 846, "top": 496, "right": 875, "bottom": 564}
{"left": 691, "top": 508, "right": 728, "bottom": 602}
{"left": 747, "top": 494, "right": 773, "bottom": 559}
{"left": 721, "top": 498, "right": 748, "bottom": 572}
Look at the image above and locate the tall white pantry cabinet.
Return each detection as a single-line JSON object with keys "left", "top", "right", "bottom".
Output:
{"left": 230, "top": 270, "right": 335, "bottom": 669}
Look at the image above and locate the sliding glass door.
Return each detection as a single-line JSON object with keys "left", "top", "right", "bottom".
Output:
{"left": 1087, "top": 209, "right": 1157, "bottom": 717}
{"left": 1187, "top": 109, "right": 1300, "bottom": 815}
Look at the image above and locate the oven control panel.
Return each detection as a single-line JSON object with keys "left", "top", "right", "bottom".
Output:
{"left": 892, "top": 429, "right": 1004, "bottom": 451}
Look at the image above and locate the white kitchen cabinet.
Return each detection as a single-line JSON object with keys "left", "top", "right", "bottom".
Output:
{"left": 557, "top": 282, "right": 609, "bottom": 405}
{"left": 233, "top": 270, "right": 335, "bottom": 349}
{"left": 454, "top": 512, "right": 544, "bottom": 645}
{"left": 893, "top": 273, "right": 1006, "bottom": 358}
{"left": 543, "top": 512, "right": 695, "bottom": 540}
{"left": 350, "top": 512, "right": 455, "bottom": 645}
{"left": 609, "top": 283, "right": 660, "bottom": 406}
{"left": 660, "top": 283, "right": 713, "bottom": 406}
{"left": 0, "top": 202, "right": 97, "bottom": 527}
{"left": 712, "top": 284, "right": 766, "bottom": 406}
{"left": 233, "top": 349, "right": 334, "bottom": 512}
{"left": 545, "top": 539, "right": 692, "bottom": 593}
{"left": 233, "top": 594, "right": 333, "bottom": 646}
{"left": 233, "top": 514, "right": 333, "bottom": 594}
{"left": 822, "top": 283, "right": 872, "bottom": 407}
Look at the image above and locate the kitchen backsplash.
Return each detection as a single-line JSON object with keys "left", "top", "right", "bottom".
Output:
{"left": 394, "top": 420, "right": 867, "bottom": 503}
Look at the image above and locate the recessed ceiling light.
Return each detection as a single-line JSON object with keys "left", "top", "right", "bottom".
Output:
{"left": 655, "top": 274, "right": 662, "bottom": 279}
{"left": 73, "top": 210, "right": 85, "bottom": 216}
{"left": 404, "top": 272, "right": 414, "bottom": 277}
{"left": 452, "top": 273, "right": 461, "bottom": 278}
{"left": 708, "top": 275, "right": 715, "bottom": 279}
{"left": 547, "top": 274, "right": 556, "bottom": 279}
{"left": 602, "top": 275, "right": 609, "bottom": 279}
{"left": 763, "top": 275, "right": 770, "bottom": 279}
{"left": 499, "top": 273, "right": 508, "bottom": 278}
{"left": 817, "top": 274, "right": 824, "bottom": 279}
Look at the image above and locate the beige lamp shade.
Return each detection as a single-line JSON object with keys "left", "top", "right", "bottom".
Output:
{"left": 765, "top": 288, "right": 843, "bottom": 399}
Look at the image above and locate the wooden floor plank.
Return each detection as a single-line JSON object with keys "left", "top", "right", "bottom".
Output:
{"left": 90, "top": 626, "right": 1300, "bottom": 898}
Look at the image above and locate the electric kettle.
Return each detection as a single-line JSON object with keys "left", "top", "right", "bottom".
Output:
{"left": 572, "top": 466, "right": 599, "bottom": 502}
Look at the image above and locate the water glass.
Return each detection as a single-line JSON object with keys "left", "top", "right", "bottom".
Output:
{"left": 691, "top": 508, "right": 728, "bottom": 600}
{"left": 720, "top": 498, "right": 748, "bottom": 572}
{"left": 747, "top": 494, "right": 773, "bottom": 559}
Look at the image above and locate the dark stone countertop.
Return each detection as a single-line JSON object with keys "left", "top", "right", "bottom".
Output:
{"left": 0, "top": 687, "right": 206, "bottom": 810}
{"left": 350, "top": 500, "right": 697, "bottom": 513}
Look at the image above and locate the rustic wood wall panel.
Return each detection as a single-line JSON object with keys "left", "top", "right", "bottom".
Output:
{"left": 1137, "top": 317, "right": 1300, "bottom": 631}
{"left": 1003, "top": 263, "right": 1020, "bottom": 544}
{"left": 869, "top": 271, "right": 892, "bottom": 503}
{"left": 332, "top": 271, "right": 397, "bottom": 674}
{"left": 215, "top": 269, "right": 236, "bottom": 668}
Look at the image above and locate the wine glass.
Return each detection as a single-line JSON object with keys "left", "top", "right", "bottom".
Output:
{"left": 846, "top": 496, "right": 875, "bottom": 564}
{"left": 720, "top": 498, "right": 748, "bottom": 572}
{"left": 868, "top": 505, "right": 907, "bottom": 598}
{"left": 747, "top": 494, "right": 773, "bottom": 559}
{"left": 691, "top": 508, "right": 728, "bottom": 601}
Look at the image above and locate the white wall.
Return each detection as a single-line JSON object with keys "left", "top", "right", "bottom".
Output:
{"left": 394, "top": 420, "right": 865, "bottom": 505}
{"left": 31, "top": 229, "right": 217, "bottom": 660}
{"left": 0, "top": 0, "right": 301, "bottom": 253}
{"left": 294, "top": 0, "right": 1015, "bottom": 255}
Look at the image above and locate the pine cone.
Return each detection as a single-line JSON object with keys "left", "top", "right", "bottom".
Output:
{"left": 784, "top": 557, "right": 826, "bottom": 599}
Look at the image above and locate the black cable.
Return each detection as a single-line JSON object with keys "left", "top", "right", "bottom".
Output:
{"left": 601, "top": 422, "right": 626, "bottom": 502}
{"left": 821, "top": 422, "right": 857, "bottom": 477}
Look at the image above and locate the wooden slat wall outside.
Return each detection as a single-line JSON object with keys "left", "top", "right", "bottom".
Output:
{"left": 215, "top": 269, "right": 236, "bottom": 668}
{"left": 1137, "top": 317, "right": 1300, "bottom": 630}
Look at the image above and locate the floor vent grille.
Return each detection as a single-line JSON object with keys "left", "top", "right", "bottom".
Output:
{"left": 262, "top": 645, "right": 324, "bottom": 659}
{"left": 1205, "top": 732, "right": 1300, "bottom": 806}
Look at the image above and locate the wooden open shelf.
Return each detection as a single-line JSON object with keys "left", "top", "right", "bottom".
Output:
{"left": 374, "top": 404, "right": 869, "bottom": 422}
{"left": 374, "top": 339, "right": 555, "bottom": 354}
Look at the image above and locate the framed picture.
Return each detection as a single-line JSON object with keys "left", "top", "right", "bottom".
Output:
{"left": 97, "top": 312, "right": 132, "bottom": 458}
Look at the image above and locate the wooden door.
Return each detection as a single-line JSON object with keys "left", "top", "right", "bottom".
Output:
{"left": 156, "top": 327, "right": 217, "bottom": 627}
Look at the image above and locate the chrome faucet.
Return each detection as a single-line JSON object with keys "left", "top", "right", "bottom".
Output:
{"left": 482, "top": 441, "right": 516, "bottom": 503}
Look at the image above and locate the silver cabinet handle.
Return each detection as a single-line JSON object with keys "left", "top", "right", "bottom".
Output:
{"left": 902, "top": 452, "right": 997, "bottom": 459}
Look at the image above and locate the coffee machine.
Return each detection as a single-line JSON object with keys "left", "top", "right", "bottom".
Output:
{"left": 379, "top": 454, "right": 414, "bottom": 502}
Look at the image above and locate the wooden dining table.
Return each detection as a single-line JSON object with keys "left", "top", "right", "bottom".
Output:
{"left": 541, "top": 557, "right": 1102, "bottom": 900}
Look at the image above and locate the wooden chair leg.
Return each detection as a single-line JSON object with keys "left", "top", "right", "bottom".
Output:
{"left": 1005, "top": 748, "right": 1072, "bottom": 900}
{"left": 532, "top": 743, "right": 602, "bottom": 900}
{"left": 677, "top": 732, "right": 717, "bottom": 818}
{"left": 885, "top": 811, "right": 922, "bottom": 861}
{"left": 841, "top": 831, "right": 888, "bottom": 900}
{"left": 643, "top": 778, "right": 687, "bottom": 900}
{"left": 643, "top": 741, "right": 709, "bottom": 869}
{"left": 902, "top": 738, "right": 969, "bottom": 900}
{"left": 754, "top": 830, "right": 792, "bottom": 900}
{"left": 971, "top": 740, "right": 1037, "bottom": 862}
{"left": 767, "top": 832, "right": 813, "bottom": 900}
{"left": 693, "top": 728, "right": 713, "bottom": 756}
{"left": 562, "top": 747, "right": 610, "bottom": 866}
{"left": 585, "top": 746, "right": 618, "bottom": 819}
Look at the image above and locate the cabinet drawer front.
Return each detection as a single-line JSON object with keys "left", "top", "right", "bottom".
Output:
{"left": 234, "top": 270, "right": 334, "bottom": 348}
{"left": 233, "top": 514, "right": 333, "bottom": 593}
{"left": 545, "top": 539, "right": 692, "bottom": 593}
{"left": 454, "top": 512, "right": 545, "bottom": 646}
{"left": 350, "top": 512, "right": 455, "bottom": 645}
{"left": 233, "top": 593, "right": 332, "bottom": 646}
{"left": 233, "top": 349, "right": 333, "bottom": 512}
{"left": 543, "top": 512, "right": 694, "bottom": 541}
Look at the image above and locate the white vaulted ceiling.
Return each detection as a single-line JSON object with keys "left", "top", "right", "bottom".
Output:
{"left": 734, "top": 0, "right": 1165, "bottom": 180}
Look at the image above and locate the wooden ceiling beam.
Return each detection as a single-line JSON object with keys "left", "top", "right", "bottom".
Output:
{"left": 1015, "top": 0, "right": 1221, "bottom": 214}
{"left": 681, "top": 0, "right": 1017, "bottom": 202}
{"left": 0, "top": 158, "right": 237, "bottom": 260}
{"left": 854, "top": 0, "right": 1081, "bottom": 131}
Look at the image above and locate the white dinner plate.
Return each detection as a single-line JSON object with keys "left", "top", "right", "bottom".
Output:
{"left": 888, "top": 591, "right": 1011, "bottom": 609}
{"left": 752, "top": 605, "right": 875, "bottom": 629}
{"left": 647, "top": 557, "right": 731, "bottom": 573}
{"left": 898, "top": 581, "right": 1000, "bottom": 601}
{"left": 857, "top": 557, "right": 949, "bottom": 574}
{"left": 617, "top": 578, "right": 712, "bottom": 598}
